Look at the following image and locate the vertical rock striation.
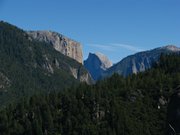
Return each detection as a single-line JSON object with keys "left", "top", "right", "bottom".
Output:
{"left": 103, "top": 45, "right": 180, "bottom": 78}
{"left": 27, "top": 31, "right": 83, "bottom": 64}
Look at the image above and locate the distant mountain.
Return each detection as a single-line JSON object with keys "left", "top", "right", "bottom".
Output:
{"left": 27, "top": 30, "right": 83, "bottom": 64}
{"left": 0, "top": 21, "right": 92, "bottom": 105}
{"left": 84, "top": 52, "right": 112, "bottom": 80}
{"left": 102, "top": 45, "right": 180, "bottom": 78}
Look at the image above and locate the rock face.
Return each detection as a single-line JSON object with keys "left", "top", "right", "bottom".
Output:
{"left": 27, "top": 31, "right": 83, "bottom": 64}
{"left": 69, "top": 67, "right": 93, "bottom": 84}
{"left": 102, "top": 45, "right": 180, "bottom": 78}
{"left": 26, "top": 31, "right": 93, "bottom": 84}
{"left": 167, "top": 86, "right": 180, "bottom": 135}
{"left": 84, "top": 52, "right": 112, "bottom": 81}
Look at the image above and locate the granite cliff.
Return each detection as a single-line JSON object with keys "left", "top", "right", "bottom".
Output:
{"left": 27, "top": 31, "right": 83, "bottom": 64}
{"left": 84, "top": 52, "right": 112, "bottom": 80}
{"left": 102, "top": 45, "right": 180, "bottom": 78}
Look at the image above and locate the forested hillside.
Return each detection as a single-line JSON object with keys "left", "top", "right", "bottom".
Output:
{"left": 0, "top": 21, "right": 92, "bottom": 106}
{"left": 0, "top": 54, "right": 179, "bottom": 135}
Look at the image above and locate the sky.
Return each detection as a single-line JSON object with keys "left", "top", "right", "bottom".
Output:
{"left": 0, "top": 0, "right": 180, "bottom": 63}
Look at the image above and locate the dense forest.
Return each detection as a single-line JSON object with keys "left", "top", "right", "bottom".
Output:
{"left": 0, "top": 54, "right": 180, "bottom": 135}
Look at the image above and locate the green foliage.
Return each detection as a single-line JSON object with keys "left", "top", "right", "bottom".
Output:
{"left": 0, "top": 54, "right": 180, "bottom": 135}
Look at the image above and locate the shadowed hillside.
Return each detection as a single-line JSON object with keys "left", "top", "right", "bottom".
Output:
{"left": 0, "top": 21, "right": 92, "bottom": 106}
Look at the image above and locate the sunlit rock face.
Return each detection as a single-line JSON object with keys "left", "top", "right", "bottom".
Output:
{"left": 102, "top": 45, "right": 180, "bottom": 78}
{"left": 84, "top": 52, "right": 112, "bottom": 81}
{"left": 167, "top": 86, "right": 180, "bottom": 135}
{"left": 27, "top": 31, "right": 83, "bottom": 64}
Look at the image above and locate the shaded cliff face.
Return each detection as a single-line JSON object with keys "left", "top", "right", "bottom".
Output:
{"left": 84, "top": 52, "right": 112, "bottom": 81}
{"left": 27, "top": 31, "right": 83, "bottom": 64}
{"left": 167, "top": 86, "right": 180, "bottom": 135}
{"left": 69, "top": 67, "right": 94, "bottom": 84}
{"left": 103, "top": 45, "right": 180, "bottom": 78}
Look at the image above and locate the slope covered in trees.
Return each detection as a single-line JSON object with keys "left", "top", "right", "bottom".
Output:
{"left": 0, "top": 21, "right": 91, "bottom": 106}
{"left": 0, "top": 54, "right": 179, "bottom": 135}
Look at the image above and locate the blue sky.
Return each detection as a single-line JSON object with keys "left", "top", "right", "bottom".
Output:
{"left": 0, "top": 0, "right": 180, "bottom": 63}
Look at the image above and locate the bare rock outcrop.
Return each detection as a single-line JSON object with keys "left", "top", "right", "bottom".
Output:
{"left": 84, "top": 52, "right": 112, "bottom": 81}
{"left": 27, "top": 31, "right": 83, "bottom": 64}
{"left": 103, "top": 45, "right": 180, "bottom": 78}
{"left": 70, "top": 67, "right": 94, "bottom": 84}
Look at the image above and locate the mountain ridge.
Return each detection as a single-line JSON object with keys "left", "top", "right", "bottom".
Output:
{"left": 99, "top": 45, "right": 180, "bottom": 78}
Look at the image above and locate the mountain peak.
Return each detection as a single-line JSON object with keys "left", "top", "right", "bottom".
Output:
{"left": 94, "top": 52, "right": 113, "bottom": 68}
{"left": 161, "top": 45, "right": 180, "bottom": 52}
{"left": 84, "top": 52, "right": 112, "bottom": 81}
{"left": 87, "top": 52, "right": 113, "bottom": 70}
